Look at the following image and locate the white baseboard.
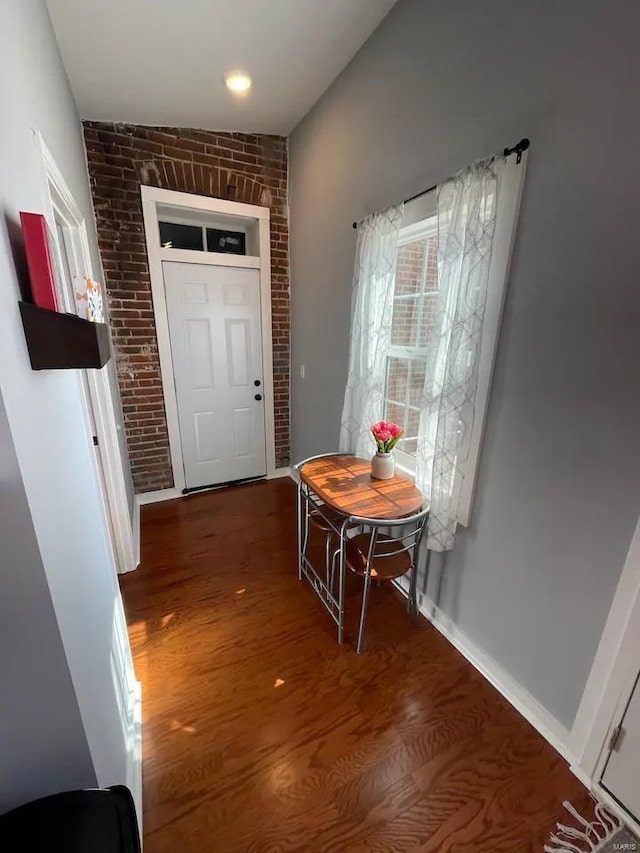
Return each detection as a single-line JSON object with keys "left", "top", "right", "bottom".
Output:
{"left": 590, "top": 781, "right": 640, "bottom": 836}
{"left": 130, "top": 679, "right": 143, "bottom": 838}
{"left": 266, "top": 466, "right": 292, "bottom": 480}
{"left": 137, "top": 471, "right": 290, "bottom": 505}
{"left": 117, "top": 504, "right": 140, "bottom": 574}
{"left": 569, "top": 761, "right": 594, "bottom": 789}
{"left": 395, "top": 578, "right": 577, "bottom": 770}
{"left": 132, "top": 499, "right": 140, "bottom": 570}
{"left": 136, "top": 487, "right": 182, "bottom": 506}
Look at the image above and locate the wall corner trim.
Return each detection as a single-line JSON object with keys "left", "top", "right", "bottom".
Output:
{"left": 568, "top": 514, "right": 640, "bottom": 785}
{"left": 137, "top": 487, "right": 183, "bottom": 507}
{"left": 266, "top": 466, "right": 292, "bottom": 480}
{"left": 129, "top": 500, "right": 141, "bottom": 574}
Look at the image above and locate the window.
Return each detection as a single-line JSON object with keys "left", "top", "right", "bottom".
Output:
{"left": 159, "top": 221, "right": 204, "bottom": 251}
{"left": 376, "top": 156, "right": 525, "bottom": 528}
{"left": 383, "top": 216, "right": 438, "bottom": 472}
{"left": 206, "top": 228, "right": 246, "bottom": 255}
{"left": 159, "top": 220, "right": 247, "bottom": 254}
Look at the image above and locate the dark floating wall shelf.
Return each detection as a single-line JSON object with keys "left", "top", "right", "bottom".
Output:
{"left": 19, "top": 302, "right": 112, "bottom": 370}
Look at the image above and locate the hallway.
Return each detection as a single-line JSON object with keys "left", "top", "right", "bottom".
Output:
{"left": 120, "top": 479, "right": 590, "bottom": 852}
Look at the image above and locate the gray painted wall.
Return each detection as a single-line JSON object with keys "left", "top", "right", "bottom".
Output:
{"left": 0, "top": 0, "right": 133, "bottom": 810}
{"left": 0, "top": 389, "right": 96, "bottom": 812}
{"left": 289, "top": 0, "right": 640, "bottom": 728}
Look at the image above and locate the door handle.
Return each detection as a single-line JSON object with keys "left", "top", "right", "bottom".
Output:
{"left": 254, "top": 379, "right": 261, "bottom": 387}
{"left": 254, "top": 394, "right": 262, "bottom": 401}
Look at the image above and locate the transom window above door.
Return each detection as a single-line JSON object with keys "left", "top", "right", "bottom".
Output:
{"left": 383, "top": 216, "right": 438, "bottom": 469}
{"left": 158, "top": 219, "right": 247, "bottom": 255}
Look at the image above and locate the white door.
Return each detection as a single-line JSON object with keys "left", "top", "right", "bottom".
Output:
{"left": 164, "top": 261, "right": 267, "bottom": 489}
{"left": 601, "top": 673, "right": 640, "bottom": 821}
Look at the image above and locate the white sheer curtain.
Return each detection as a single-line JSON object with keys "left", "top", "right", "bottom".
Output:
{"left": 416, "top": 158, "right": 501, "bottom": 551}
{"left": 339, "top": 203, "right": 404, "bottom": 457}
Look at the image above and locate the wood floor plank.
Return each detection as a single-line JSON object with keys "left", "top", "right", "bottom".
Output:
{"left": 120, "top": 478, "right": 591, "bottom": 852}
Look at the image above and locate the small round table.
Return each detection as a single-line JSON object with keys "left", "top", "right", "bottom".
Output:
{"left": 296, "top": 453, "right": 424, "bottom": 643}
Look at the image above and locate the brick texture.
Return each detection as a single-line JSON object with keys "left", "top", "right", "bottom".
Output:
{"left": 384, "top": 235, "right": 439, "bottom": 455}
{"left": 83, "top": 122, "right": 290, "bottom": 493}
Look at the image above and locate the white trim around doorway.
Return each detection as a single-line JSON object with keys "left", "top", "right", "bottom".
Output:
{"left": 570, "top": 515, "right": 640, "bottom": 795}
{"left": 135, "top": 467, "right": 291, "bottom": 509}
{"left": 35, "top": 130, "right": 143, "bottom": 828}
{"left": 141, "top": 185, "right": 276, "bottom": 495}
{"left": 36, "top": 132, "right": 137, "bottom": 576}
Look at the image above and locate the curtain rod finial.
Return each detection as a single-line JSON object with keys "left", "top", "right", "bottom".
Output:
{"left": 504, "top": 138, "right": 530, "bottom": 164}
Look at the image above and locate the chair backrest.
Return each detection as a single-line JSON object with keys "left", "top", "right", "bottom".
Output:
{"left": 348, "top": 507, "right": 429, "bottom": 567}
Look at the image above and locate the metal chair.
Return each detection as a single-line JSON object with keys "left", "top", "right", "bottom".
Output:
{"left": 340, "top": 507, "right": 429, "bottom": 654}
{"left": 293, "top": 452, "right": 350, "bottom": 588}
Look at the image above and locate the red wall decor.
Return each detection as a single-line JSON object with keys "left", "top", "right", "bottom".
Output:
{"left": 20, "top": 212, "right": 59, "bottom": 312}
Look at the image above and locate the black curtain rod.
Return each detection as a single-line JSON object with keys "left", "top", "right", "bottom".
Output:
{"left": 352, "top": 138, "right": 530, "bottom": 229}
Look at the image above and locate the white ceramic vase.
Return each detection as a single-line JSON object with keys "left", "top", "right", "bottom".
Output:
{"left": 371, "top": 451, "right": 395, "bottom": 480}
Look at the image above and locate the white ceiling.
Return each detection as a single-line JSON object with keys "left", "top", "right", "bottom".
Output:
{"left": 46, "top": 0, "right": 397, "bottom": 135}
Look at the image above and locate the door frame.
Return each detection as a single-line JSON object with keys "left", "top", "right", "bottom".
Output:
{"left": 141, "top": 185, "right": 276, "bottom": 494}
{"left": 36, "top": 132, "right": 137, "bottom": 575}
{"left": 570, "top": 513, "right": 640, "bottom": 827}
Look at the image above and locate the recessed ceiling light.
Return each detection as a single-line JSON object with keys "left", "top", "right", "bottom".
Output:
{"left": 224, "top": 71, "right": 252, "bottom": 95}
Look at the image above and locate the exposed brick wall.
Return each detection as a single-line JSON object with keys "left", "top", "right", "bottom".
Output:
{"left": 83, "top": 122, "right": 289, "bottom": 493}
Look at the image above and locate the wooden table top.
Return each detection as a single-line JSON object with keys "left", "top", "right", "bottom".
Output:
{"left": 300, "top": 454, "right": 424, "bottom": 520}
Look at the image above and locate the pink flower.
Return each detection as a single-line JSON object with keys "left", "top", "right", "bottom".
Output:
{"left": 371, "top": 420, "right": 403, "bottom": 449}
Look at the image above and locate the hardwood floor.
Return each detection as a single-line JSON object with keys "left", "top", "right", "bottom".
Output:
{"left": 120, "top": 478, "right": 590, "bottom": 852}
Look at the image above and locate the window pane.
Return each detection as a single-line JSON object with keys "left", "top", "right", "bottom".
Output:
{"left": 383, "top": 399, "right": 409, "bottom": 453}
{"left": 384, "top": 400, "right": 405, "bottom": 429}
{"left": 383, "top": 218, "right": 440, "bottom": 460}
{"left": 395, "top": 240, "right": 425, "bottom": 295}
{"left": 404, "top": 408, "right": 421, "bottom": 456}
{"left": 403, "top": 435, "right": 418, "bottom": 455}
{"left": 424, "top": 235, "right": 438, "bottom": 293}
{"left": 384, "top": 358, "right": 427, "bottom": 458}
{"left": 385, "top": 356, "right": 408, "bottom": 403}
{"left": 419, "top": 293, "right": 439, "bottom": 348}
{"left": 159, "top": 221, "right": 204, "bottom": 251}
{"left": 391, "top": 296, "right": 419, "bottom": 346}
{"left": 408, "top": 360, "right": 426, "bottom": 407}
{"left": 206, "top": 228, "right": 246, "bottom": 255}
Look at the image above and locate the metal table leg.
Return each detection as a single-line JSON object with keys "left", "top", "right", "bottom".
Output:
{"left": 337, "top": 518, "right": 349, "bottom": 644}
{"left": 296, "top": 479, "right": 303, "bottom": 580}
{"left": 296, "top": 480, "right": 349, "bottom": 643}
{"left": 297, "top": 479, "right": 311, "bottom": 582}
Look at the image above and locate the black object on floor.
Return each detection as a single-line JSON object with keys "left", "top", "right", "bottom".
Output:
{"left": 0, "top": 785, "right": 140, "bottom": 852}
